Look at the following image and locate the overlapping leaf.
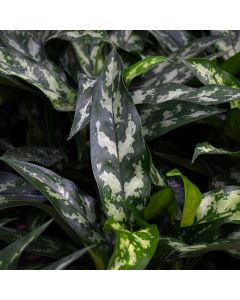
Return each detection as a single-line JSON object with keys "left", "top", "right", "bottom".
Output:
{"left": 192, "top": 142, "right": 240, "bottom": 163}
{"left": 90, "top": 50, "right": 151, "bottom": 223}
{"left": 0, "top": 220, "right": 51, "bottom": 270}
{"left": 109, "top": 30, "right": 144, "bottom": 52}
{"left": 107, "top": 220, "right": 159, "bottom": 270}
{"left": 0, "top": 47, "right": 76, "bottom": 111}
{"left": 209, "top": 166, "right": 240, "bottom": 189}
{"left": 0, "top": 158, "right": 107, "bottom": 250}
{"left": 138, "top": 100, "right": 223, "bottom": 140}
{"left": 0, "top": 226, "right": 76, "bottom": 259}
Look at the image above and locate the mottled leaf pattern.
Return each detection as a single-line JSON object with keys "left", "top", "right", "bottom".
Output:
{"left": 109, "top": 31, "right": 144, "bottom": 52}
{"left": 68, "top": 75, "right": 97, "bottom": 139}
{"left": 90, "top": 50, "right": 150, "bottom": 223}
{"left": 192, "top": 142, "right": 240, "bottom": 163}
{"left": 107, "top": 220, "right": 159, "bottom": 270}
{"left": 0, "top": 158, "right": 107, "bottom": 250}
{"left": 0, "top": 220, "right": 51, "bottom": 270}
{"left": 167, "top": 169, "right": 202, "bottom": 227}
{"left": 196, "top": 186, "right": 240, "bottom": 224}
{"left": 124, "top": 56, "right": 167, "bottom": 85}
{"left": 132, "top": 83, "right": 240, "bottom": 105}
{"left": 0, "top": 47, "right": 76, "bottom": 111}
{"left": 138, "top": 100, "right": 223, "bottom": 140}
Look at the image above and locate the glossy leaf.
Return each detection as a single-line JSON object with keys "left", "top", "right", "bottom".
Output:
{"left": 167, "top": 169, "right": 202, "bottom": 227}
{"left": 196, "top": 186, "right": 240, "bottom": 224}
{"left": 68, "top": 75, "right": 97, "bottom": 139}
{"left": 107, "top": 220, "right": 159, "bottom": 270}
{"left": 0, "top": 47, "right": 76, "bottom": 111}
{"left": 124, "top": 56, "right": 167, "bottom": 85}
{"left": 138, "top": 100, "right": 223, "bottom": 140}
{"left": 192, "top": 142, "right": 240, "bottom": 163}
{"left": 0, "top": 158, "right": 107, "bottom": 250}
{"left": 90, "top": 49, "right": 150, "bottom": 223}
{"left": 42, "top": 245, "right": 95, "bottom": 270}
{"left": 0, "top": 220, "right": 51, "bottom": 270}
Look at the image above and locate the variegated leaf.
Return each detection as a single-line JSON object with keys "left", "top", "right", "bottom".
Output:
{"left": 2, "top": 147, "right": 66, "bottom": 167}
{"left": 150, "top": 30, "right": 193, "bottom": 53}
{"left": 109, "top": 30, "right": 144, "bottom": 52}
{"left": 0, "top": 226, "right": 76, "bottom": 259}
{"left": 167, "top": 169, "right": 202, "bottom": 227}
{"left": 124, "top": 56, "right": 167, "bottom": 85}
{"left": 42, "top": 245, "right": 95, "bottom": 270}
{"left": 107, "top": 220, "right": 159, "bottom": 270}
{"left": 132, "top": 83, "right": 240, "bottom": 105}
{"left": 0, "top": 220, "right": 51, "bottom": 270}
{"left": 0, "top": 158, "right": 107, "bottom": 250}
{"left": 150, "top": 163, "right": 167, "bottom": 188}
{"left": 196, "top": 186, "right": 240, "bottom": 224}
{"left": 72, "top": 39, "right": 103, "bottom": 76}
{"left": 90, "top": 49, "right": 150, "bottom": 223}
{"left": 68, "top": 74, "right": 97, "bottom": 139}
{"left": 158, "top": 236, "right": 240, "bottom": 261}
{"left": 209, "top": 166, "right": 240, "bottom": 189}
{"left": 211, "top": 30, "right": 240, "bottom": 59}
{"left": 47, "top": 30, "right": 109, "bottom": 43}
{"left": 0, "top": 47, "right": 76, "bottom": 111}
{"left": 138, "top": 100, "right": 223, "bottom": 140}
{"left": 192, "top": 142, "right": 240, "bottom": 163}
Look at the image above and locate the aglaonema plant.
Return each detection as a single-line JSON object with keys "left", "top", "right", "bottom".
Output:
{"left": 0, "top": 30, "right": 240, "bottom": 269}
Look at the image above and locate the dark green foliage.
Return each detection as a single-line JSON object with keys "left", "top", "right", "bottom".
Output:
{"left": 0, "top": 30, "right": 240, "bottom": 270}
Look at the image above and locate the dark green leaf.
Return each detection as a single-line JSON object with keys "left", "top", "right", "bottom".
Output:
{"left": 90, "top": 49, "right": 151, "bottom": 223}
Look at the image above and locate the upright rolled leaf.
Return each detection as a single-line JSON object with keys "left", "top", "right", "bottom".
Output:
{"left": 167, "top": 169, "right": 202, "bottom": 227}
{"left": 107, "top": 220, "right": 159, "bottom": 270}
{"left": 124, "top": 56, "right": 167, "bottom": 85}
{"left": 0, "top": 220, "right": 51, "bottom": 270}
{"left": 90, "top": 50, "right": 151, "bottom": 223}
{"left": 68, "top": 75, "right": 97, "bottom": 139}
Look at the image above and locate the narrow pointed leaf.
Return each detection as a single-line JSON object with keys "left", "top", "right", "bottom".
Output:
{"left": 0, "top": 220, "right": 51, "bottom": 270}
{"left": 192, "top": 142, "right": 240, "bottom": 163}
{"left": 90, "top": 50, "right": 150, "bottom": 223}
{"left": 0, "top": 226, "right": 76, "bottom": 259}
{"left": 196, "top": 186, "right": 240, "bottom": 224}
{"left": 138, "top": 100, "right": 223, "bottom": 140}
{"left": 42, "top": 245, "right": 95, "bottom": 270}
{"left": 0, "top": 158, "right": 107, "bottom": 250}
{"left": 167, "top": 169, "right": 202, "bottom": 227}
{"left": 0, "top": 47, "right": 76, "bottom": 111}
{"left": 107, "top": 220, "right": 159, "bottom": 270}
{"left": 68, "top": 75, "right": 97, "bottom": 139}
{"left": 132, "top": 83, "right": 240, "bottom": 105}
{"left": 124, "top": 56, "right": 167, "bottom": 85}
